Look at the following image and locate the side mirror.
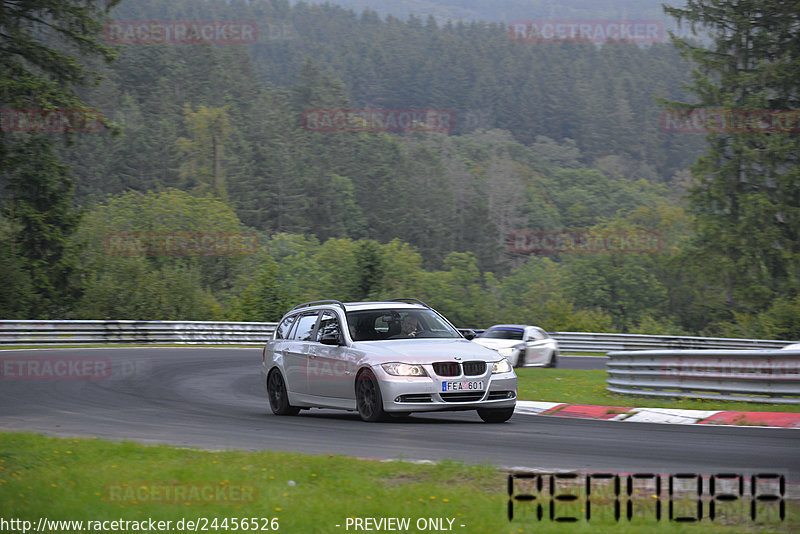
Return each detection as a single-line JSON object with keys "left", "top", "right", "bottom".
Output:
{"left": 460, "top": 329, "right": 477, "bottom": 340}
{"left": 320, "top": 332, "right": 342, "bottom": 346}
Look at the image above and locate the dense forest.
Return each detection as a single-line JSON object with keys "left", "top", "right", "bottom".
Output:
{"left": 1, "top": 0, "right": 798, "bottom": 340}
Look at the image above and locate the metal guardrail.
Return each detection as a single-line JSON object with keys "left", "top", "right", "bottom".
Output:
{"left": 0, "top": 320, "right": 276, "bottom": 345}
{"left": 551, "top": 332, "right": 794, "bottom": 353}
{"left": 0, "top": 321, "right": 796, "bottom": 351}
{"left": 4, "top": 321, "right": 798, "bottom": 404}
{"left": 607, "top": 349, "right": 800, "bottom": 404}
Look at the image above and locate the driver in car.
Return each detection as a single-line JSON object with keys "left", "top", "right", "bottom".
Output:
{"left": 392, "top": 314, "right": 421, "bottom": 338}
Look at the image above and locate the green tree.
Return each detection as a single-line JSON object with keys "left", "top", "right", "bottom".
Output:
{"left": 663, "top": 0, "right": 800, "bottom": 318}
{"left": 1, "top": 0, "right": 120, "bottom": 317}
{"left": 563, "top": 224, "right": 670, "bottom": 332}
{"left": 354, "top": 240, "right": 384, "bottom": 299}
{"left": 177, "top": 105, "right": 232, "bottom": 199}
{"left": 421, "top": 252, "right": 498, "bottom": 327}
{"left": 0, "top": 215, "right": 33, "bottom": 317}
{"left": 0, "top": 0, "right": 119, "bottom": 110}
{"left": 2, "top": 137, "right": 83, "bottom": 317}
{"left": 228, "top": 255, "right": 290, "bottom": 322}
{"left": 72, "top": 189, "right": 249, "bottom": 319}
{"left": 76, "top": 259, "right": 223, "bottom": 321}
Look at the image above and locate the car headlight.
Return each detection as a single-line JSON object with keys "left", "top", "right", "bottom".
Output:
{"left": 492, "top": 359, "right": 513, "bottom": 374}
{"left": 497, "top": 347, "right": 516, "bottom": 357}
{"left": 381, "top": 363, "right": 428, "bottom": 376}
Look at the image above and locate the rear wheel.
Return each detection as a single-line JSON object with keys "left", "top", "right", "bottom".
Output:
{"left": 544, "top": 350, "right": 558, "bottom": 368}
{"left": 267, "top": 369, "right": 299, "bottom": 415}
{"left": 477, "top": 407, "right": 515, "bottom": 423}
{"left": 515, "top": 350, "right": 526, "bottom": 368}
{"left": 356, "top": 369, "right": 388, "bottom": 422}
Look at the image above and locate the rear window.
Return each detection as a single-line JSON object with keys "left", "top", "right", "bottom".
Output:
{"left": 274, "top": 314, "right": 297, "bottom": 340}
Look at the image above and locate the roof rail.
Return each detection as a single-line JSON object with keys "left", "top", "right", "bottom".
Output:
{"left": 388, "top": 298, "right": 430, "bottom": 308}
{"left": 291, "top": 300, "right": 348, "bottom": 313}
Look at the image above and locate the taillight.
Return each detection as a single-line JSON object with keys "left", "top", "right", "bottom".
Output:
{"left": 262, "top": 346, "right": 266, "bottom": 362}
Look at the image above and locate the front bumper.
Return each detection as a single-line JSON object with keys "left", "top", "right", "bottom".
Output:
{"left": 374, "top": 365, "right": 517, "bottom": 413}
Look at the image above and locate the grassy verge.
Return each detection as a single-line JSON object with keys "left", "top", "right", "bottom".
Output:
{"left": 516, "top": 368, "right": 800, "bottom": 413}
{"left": 0, "top": 432, "right": 794, "bottom": 533}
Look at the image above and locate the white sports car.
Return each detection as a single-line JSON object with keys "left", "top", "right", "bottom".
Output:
{"left": 473, "top": 325, "right": 559, "bottom": 368}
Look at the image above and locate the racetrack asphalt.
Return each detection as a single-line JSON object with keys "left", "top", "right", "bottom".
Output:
{"left": 0, "top": 348, "right": 798, "bottom": 481}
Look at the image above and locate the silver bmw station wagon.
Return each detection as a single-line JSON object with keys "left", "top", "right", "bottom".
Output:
{"left": 261, "top": 299, "right": 517, "bottom": 422}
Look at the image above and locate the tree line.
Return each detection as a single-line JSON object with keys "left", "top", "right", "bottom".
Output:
{"left": 1, "top": 0, "right": 798, "bottom": 340}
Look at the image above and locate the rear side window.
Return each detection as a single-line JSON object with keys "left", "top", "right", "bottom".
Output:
{"left": 274, "top": 315, "right": 297, "bottom": 340}
{"left": 292, "top": 313, "right": 319, "bottom": 341}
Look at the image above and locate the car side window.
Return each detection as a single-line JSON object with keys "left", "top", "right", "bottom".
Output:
{"left": 274, "top": 314, "right": 297, "bottom": 340}
{"left": 292, "top": 313, "right": 319, "bottom": 341}
{"left": 315, "top": 311, "right": 341, "bottom": 341}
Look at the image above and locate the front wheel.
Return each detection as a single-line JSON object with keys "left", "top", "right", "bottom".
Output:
{"left": 267, "top": 369, "right": 299, "bottom": 416}
{"left": 356, "top": 369, "right": 388, "bottom": 422}
{"left": 477, "top": 407, "right": 515, "bottom": 423}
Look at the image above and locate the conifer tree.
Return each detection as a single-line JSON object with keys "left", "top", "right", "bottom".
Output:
{"left": 664, "top": 1, "right": 800, "bottom": 313}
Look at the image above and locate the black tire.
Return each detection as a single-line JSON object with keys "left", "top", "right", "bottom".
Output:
{"left": 267, "top": 369, "right": 300, "bottom": 416}
{"left": 544, "top": 350, "right": 558, "bottom": 368}
{"left": 477, "top": 407, "right": 515, "bottom": 423}
{"left": 355, "top": 369, "right": 388, "bottom": 422}
{"left": 516, "top": 350, "right": 526, "bottom": 368}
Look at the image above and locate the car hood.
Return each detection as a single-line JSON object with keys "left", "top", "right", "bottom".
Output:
{"left": 352, "top": 338, "right": 501, "bottom": 363}
{"left": 472, "top": 338, "right": 521, "bottom": 351}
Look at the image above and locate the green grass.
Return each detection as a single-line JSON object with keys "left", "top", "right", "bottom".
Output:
{"left": 516, "top": 368, "right": 800, "bottom": 413}
{"left": 0, "top": 432, "right": 794, "bottom": 533}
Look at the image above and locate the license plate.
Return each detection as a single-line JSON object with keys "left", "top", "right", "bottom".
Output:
{"left": 442, "top": 381, "right": 484, "bottom": 392}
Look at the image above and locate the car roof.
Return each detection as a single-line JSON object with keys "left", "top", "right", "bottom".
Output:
{"left": 288, "top": 301, "right": 426, "bottom": 314}
{"left": 344, "top": 301, "right": 425, "bottom": 311}
{"left": 486, "top": 324, "right": 531, "bottom": 329}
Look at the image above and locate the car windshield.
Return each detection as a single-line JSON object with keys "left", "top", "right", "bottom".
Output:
{"left": 346, "top": 308, "right": 461, "bottom": 341}
{"left": 481, "top": 327, "right": 524, "bottom": 340}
